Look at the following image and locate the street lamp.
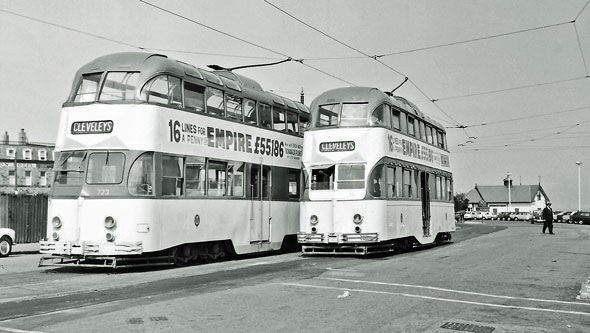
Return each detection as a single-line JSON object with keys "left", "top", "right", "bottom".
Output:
{"left": 507, "top": 171, "right": 512, "bottom": 212}
{"left": 576, "top": 161, "right": 582, "bottom": 211}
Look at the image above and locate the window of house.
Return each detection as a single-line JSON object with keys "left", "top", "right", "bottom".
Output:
{"left": 23, "top": 149, "right": 32, "bottom": 160}
{"left": 25, "top": 170, "right": 32, "bottom": 186}
{"left": 38, "top": 150, "right": 47, "bottom": 161}
{"left": 40, "top": 170, "right": 47, "bottom": 186}
{"left": 6, "top": 148, "right": 15, "bottom": 159}
{"left": 8, "top": 170, "right": 15, "bottom": 186}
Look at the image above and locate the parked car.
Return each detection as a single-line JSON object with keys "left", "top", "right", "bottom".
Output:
{"left": 0, "top": 228, "right": 15, "bottom": 257}
{"left": 552, "top": 210, "right": 561, "bottom": 221}
{"left": 531, "top": 211, "right": 544, "bottom": 224}
{"left": 482, "top": 211, "right": 497, "bottom": 220}
{"left": 512, "top": 212, "right": 533, "bottom": 222}
{"left": 556, "top": 211, "right": 568, "bottom": 223}
{"left": 496, "top": 212, "right": 512, "bottom": 221}
{"left": 563, "top": 211, "right": 577, "bottom": 223}
{"left": 509, "top": 212, "right": 520, "bottom": 221}
{"left": 570, "top": 211, "right": 590, "bottom": 225}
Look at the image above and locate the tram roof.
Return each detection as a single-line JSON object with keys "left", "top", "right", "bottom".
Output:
{"left": 72, "top": 52, "right": 309, "bottom": 113}
{"left": 312, "top": 86, "right": 443, "bottom": 130}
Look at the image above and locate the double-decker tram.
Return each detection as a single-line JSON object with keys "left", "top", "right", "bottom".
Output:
{"left": 39, "top": 52, "right": 308, "bottom": 268}
{"left": 298, "top": 87, "right": 454, "bottom": 255}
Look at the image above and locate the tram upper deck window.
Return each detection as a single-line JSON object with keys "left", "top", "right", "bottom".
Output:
{"left": 226, "top": 95, "right": 243, "bottom": 121}
{"left": 337, "top": 164, "right": 365, "bottom": 190}
{"left": 391, "top": 109, "right": 401, "bottom": 130}
{"left": 244, "top": 99, "right": 257, "bottom": 125}
{"left": 436, "top": 131, "right": 445, "bottom": 149}
{"left": 311, "top": 166, "right": 334, "bottom": 190}
{"left": 141, "top": 75, "right": 182, "bottom": 106}
{"left": 273, "top": 107, "right": 287, "bottom": 131}
{"left": 316, "top": 104, "right": 340, "bottom": 127}
{"left": 206, "top": 87, "right": 225, "bottom": 117}
{"left": 99, "top": 72, "right": 139, "bottom": 102}
{"left": 340, "top": 103, "right": 369, "bottom": 127}
{"left": 258, "top": 103, "right": 272, "bottom": 128}
{"left": 128, "top": 152, "right": 154, "bottom": 196}
{"left": 86, "top": 152, "right": 125, "bottom": 184}
{"left": 425, "top": 125, "right": 434, "bottom": 144}
{"left": 184, "top": 81, "right": 205, "bottom": 112}
{"left": 54, "top": 151, "right": 87, "bottom": 185}
{"left": 286, "top": 111, "right": 299, "bottom": 134}
{"left": 369, "top": 104, "right": 390, "bottom": 127}
{"left": 74, "top": 73, "right": 102, "bottom": 103}
{"left": 407, "top": 117, "right": 416, "bottom": 137}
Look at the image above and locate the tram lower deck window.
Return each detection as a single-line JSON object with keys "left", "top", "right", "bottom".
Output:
{"left": 311, "top": 166, "right": 334, "bottom": 190}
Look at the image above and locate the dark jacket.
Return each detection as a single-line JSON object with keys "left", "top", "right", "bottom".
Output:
{"left": 542, "top": 207, "right": 553, "bottom": 222}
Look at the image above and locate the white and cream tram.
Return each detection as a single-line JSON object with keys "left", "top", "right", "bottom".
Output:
{"left": 298, "top": 87, "right": 454, "bottom": 255}
{"left": 39, "top": 52, "right": 308, "bottom": 267}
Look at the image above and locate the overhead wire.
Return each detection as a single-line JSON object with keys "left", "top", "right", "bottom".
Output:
{"left": 138, "top": 0, "right": 357, "bottom": 86}
{"left": 262, "top": 0, "right": 465, "bottom": 130}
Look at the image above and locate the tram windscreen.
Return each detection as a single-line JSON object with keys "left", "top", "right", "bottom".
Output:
{"left": 311, "top": 166, "right": 335, "bottom": 190}
{"left": 86, "top": 152, "right": 125, "bottom": 184}
{"left": 337, "top": 164, "right": 365, "bottom": 189}
{"left": 340, "top": 103, "right": 368, "bottom": 127}
{"left": 54, "top": 151, "right": 87, "bottom": 185}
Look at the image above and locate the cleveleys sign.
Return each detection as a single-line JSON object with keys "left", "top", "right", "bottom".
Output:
{"left": 319, "top": 141, "right": 355, "bottom": 152}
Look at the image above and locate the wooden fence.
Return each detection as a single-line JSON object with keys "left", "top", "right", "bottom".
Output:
{"left": 0, "top": 194, "right": 47, "bottom": 243}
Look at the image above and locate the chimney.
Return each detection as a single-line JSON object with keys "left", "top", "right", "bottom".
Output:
{"left": 300, "top": 88, "right": 305, "bottom": 104}
{"left": 18, "top": 129, "right": 27, "bottom": 145}
{"left": 2, "top": 131, "right": 8, "bottom": 144}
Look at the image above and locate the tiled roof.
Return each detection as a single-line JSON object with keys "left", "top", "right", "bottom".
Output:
{"left": 465, "top": 185, "right": 547, "bottom": 204}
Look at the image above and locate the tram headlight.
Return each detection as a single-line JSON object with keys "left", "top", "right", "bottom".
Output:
{"left": 51, "top": 216, "right": 62, "bottom": 229}
{"left": 310, "top": 215, "right": 319, "bottom": 225}
{"left": 104, "top": 216, "right": 116, "bottom": 229}
{"left": 106, "top": 232, "right": 116, "bottom": 242}
{"left": 353, "top": 214, "right": 363, "bottom": 224}
{"left": 51, "top": 232, "right": 60, "bottom": 241}
{"left": 355, "top": 226, "right": 361, "bottom": 233}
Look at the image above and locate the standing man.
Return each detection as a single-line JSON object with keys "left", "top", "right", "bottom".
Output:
{"left": 542, "top": 202, "right": 554, "bottom": 235}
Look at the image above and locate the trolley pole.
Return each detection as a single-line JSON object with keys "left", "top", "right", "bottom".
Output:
{"left": 576, "top": 161, "right": 582, "bottom": 211}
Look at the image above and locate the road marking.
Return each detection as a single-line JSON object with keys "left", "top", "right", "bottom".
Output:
{"left": 319, "top": 277, "right": 590, "bottom": 306}
{"left": 0, "top": 326, "right": 44, "bottom": 333}
{"left": 282, "top": 282, "right": 590, "bottom": 316}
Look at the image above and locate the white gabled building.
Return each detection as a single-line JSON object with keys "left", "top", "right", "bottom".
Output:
{"left": 465, "top": 177, "right": 550, "bottom": 214}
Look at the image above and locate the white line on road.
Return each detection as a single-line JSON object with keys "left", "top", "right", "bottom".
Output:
{"left": 281, "top": 282, "right": 590, "bottom": 317}
{"left": 318, "top": 277, "right": 590, "bottom": 306}
{"left": 0, "top": 326, "right": 44, "bottom": 333}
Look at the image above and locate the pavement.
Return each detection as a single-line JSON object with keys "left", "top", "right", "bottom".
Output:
{"left": 11, "top": 242, "right": 40, "bottom": 254}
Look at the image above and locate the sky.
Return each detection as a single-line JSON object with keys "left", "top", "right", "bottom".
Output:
{"left": 1, "top": 0, "right": 590, "bottom": 211}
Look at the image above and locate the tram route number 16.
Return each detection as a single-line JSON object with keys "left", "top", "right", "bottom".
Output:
{"left": 169, "top": 120, "right": 182, "bottom": 143}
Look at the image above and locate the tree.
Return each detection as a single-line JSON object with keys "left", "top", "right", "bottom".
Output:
{"left": 454, "top": 193, "right": 469, "bottom": 212}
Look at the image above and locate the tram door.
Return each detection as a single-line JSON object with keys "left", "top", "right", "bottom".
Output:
{"left": 250, "top": 164, "right": 271, "bottom": 243}
{"left": 420, "top": 172, "right": 431, "bottom": 237}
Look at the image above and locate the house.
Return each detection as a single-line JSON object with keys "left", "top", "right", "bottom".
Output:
{"left": 465, "top": 177, "right": 550, "bottom": 214}
{"left": 0, "top": 129, "right": 55, "bottom": 195}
